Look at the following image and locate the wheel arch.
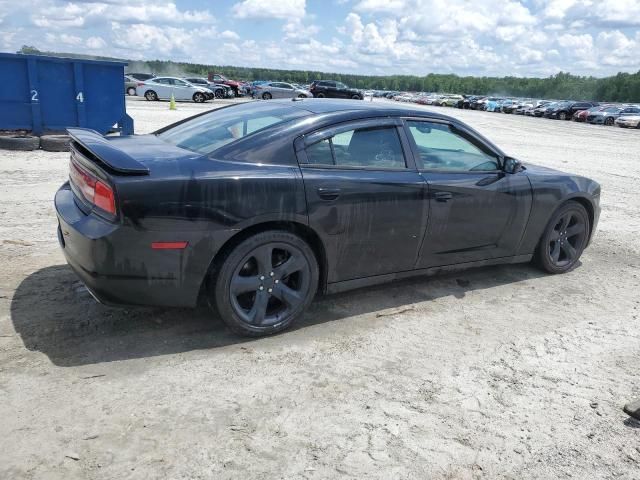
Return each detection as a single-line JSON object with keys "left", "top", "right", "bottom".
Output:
{"left": 197, "top": 221, "right": 329, "bottom": 305}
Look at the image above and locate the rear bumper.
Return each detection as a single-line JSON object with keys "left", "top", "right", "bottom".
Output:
{"left": 55, "top": 183, "right": 207, "bottom": 308}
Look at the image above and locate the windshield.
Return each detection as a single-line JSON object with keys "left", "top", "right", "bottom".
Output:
{"left": 157, "top": 103, "right": 309, "bottom": 155}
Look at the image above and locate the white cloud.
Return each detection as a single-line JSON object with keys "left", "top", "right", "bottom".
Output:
{"left": 232, "top": 0, "right": 306, "bottom": 20}
{"left": 220, "top": 30, "right": 240, "bottom": 40}
{"left": 86, "top": 36, "right": 107, "bottom": 49}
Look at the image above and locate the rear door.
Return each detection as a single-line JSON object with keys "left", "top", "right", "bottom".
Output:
{"left": 402, "top": 118, "right": 532, "bottom": 268}
{"left": 296, "top": 118, "right": 429, "bottom": 283}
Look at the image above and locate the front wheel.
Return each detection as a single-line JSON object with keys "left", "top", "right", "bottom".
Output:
{"left": 604, "top": 117, "right": 614, "bottom": 126}
{"left": 351, "top": 94, "right": 361, "bottom": 100}
{"left": 315, "top": 92, "right": 325, "bottom": 98}
{"left": 193, "top": 92, "right": 206, "bottom": 103}
{"left": 262, "top": 92, "right": 272, "bottom": 100}
{"left": 213, "top": 231, "right": 319, "bottom": 336}
{"left": 534, "top": 201, "right": 589, "bottom": 274}
{"left": 559, "top": 112, "right": 567, "bottom": 120}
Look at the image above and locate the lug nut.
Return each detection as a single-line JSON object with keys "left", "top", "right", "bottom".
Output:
{"left": 260, "top": 276, "right": 265, "bottom": 281}
{"left": 275, "top": 279, "right": 279, "bottom": 284}
{"left": 267, "top": 288, "right": 273, "bottom": 293}
{"left": 259, "top": 286, "right": 264, "bottom": 291}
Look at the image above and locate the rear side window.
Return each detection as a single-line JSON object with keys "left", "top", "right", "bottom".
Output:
{"left": 304, "top": 126, "right": 406, "bottom": 169}
{"left": 157, "top": 104, "right": 309, "bottom": 155}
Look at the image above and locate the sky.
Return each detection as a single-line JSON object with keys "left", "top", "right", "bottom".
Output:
{"left": 1, "top": 0, "right": 639, "bottom": 78}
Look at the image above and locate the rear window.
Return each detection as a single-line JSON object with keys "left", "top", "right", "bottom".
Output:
{"left": 156, "top": 103, "right": 309, "bottom": 155}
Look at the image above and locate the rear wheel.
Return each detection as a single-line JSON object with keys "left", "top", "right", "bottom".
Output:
{"left": 315, "top": 92, "right": 325, "bottom": 98}
{"left": 193, "top": 92, "right": 206, "bottom": 103}
{"left": 351, "top": 94, "right": 361, "bottom": 100}
{"left": 213, "top": 231, "right": 319, "bottom": 336}
{"left": 298, "top": 94, "right": 306, "bottom": 98}
{"left": 144, "top": 90, "right": 158, "bottom": 101}
{"left": 262, "top": 92, "right": 272, "bottom": 100}
{"left": 214, "top": 88, "right": 224, "bottom": 99}
{"left": 604, "top": 117, "right": 614, "bottom": 126}
{"left": 535, "top": 201, "right": 589, "bottom": 274}
{"left": 559, "top": 111, "right": 567, "bottom": 120}
{"left": 127, "top": 87, "right": 136, "bottom": 96}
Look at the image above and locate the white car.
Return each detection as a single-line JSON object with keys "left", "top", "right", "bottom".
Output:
{"left": 136, "top": 77, "right": 213, "bottom": 103}
{"left": 615, "top": 106, "right": 640, "bottom": 128}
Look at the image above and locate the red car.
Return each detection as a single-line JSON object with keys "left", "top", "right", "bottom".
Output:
{"left": 208, "top": 73, "right": 245, "bottom": 97}
{"left": 573, "top": 105, "right": 608, "bottom": 122}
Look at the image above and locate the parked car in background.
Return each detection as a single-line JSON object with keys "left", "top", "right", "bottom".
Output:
{"left": 254, "top": 82, "right": 312, "bottom": 99}
{"left": 573, "top": 106, "right": 600, "bottom": 122}
{"left": 127, "top": 72, "right": 154, "bottom": 82}
{"left": 548, "top": 101, "right": 599, "bottom": 120}
{"left": 587, "top": 106, "right": 624, "bottom": 125}
{"left": 485, "top": 98, "right": 502, "bottom": 112}
{"left": 182, "top": 77, "right": 216, "bottom": 100}
{"left": 614, "top": 106, "right": 640, "bottom": 128}
{"left": 183, "top": 78, "right": 233, "bottom": 99}
{"left": 533, "top": 102, "right": 556, "bottom": 117}
{"left": 309, "top": 80, "right": 364, "bottom": 100}
{"left": 124, "top": 75, "right": 138, "bottom": 96}
{"left": 136, "top": 77, "right": 212, "bottom": 103}
{"left": 208, "top": 73, "right": 245, "bottom": 97}
{"left": 501, "top": 99, "right": 519, "bottom": 114}
{"left": 440, "top": 95, "right": 464, "bottom": 107}
{"left": 56, "top": 99, "right": 600, "bottom": 337}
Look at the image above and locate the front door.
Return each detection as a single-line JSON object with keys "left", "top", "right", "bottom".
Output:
{"left": 402, "top": 119, "right": 532, "bottom": 268}
{"left": 296, "top": 118, "right": 429, "bottom": 283}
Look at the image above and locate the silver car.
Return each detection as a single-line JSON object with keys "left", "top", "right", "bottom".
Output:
{"left": 136, "top": 77, "right": 212, "bottom": 103}
{"left": 254, "top": 82, "right": 311, "bottom": 100}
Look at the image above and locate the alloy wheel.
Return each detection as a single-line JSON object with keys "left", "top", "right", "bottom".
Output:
{"left": 229, "top": 243, "right": 311, "bottom": 327}
{"left": 547, "top": 211, "right": 587, "bottom": 268}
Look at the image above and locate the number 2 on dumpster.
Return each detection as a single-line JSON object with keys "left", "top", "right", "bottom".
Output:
{"left": 30, "top": 90, "right": 39, "bottom": 102}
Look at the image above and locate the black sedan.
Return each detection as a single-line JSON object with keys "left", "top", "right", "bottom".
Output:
{"left": 55, "top": 99, "right": 601, "bottom": 336}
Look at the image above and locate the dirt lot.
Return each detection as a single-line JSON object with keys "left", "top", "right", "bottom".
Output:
{"left": 1, "top": 96, "right": 639, "bottom": 479}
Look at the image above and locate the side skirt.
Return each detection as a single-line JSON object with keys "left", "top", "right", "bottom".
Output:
{"left": 325, "top": 254, "right": 533, "bottom": 295}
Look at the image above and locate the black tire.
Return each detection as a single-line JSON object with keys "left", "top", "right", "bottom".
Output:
{"left": 214, "top": 88, "right": 224, "bottom": 99}
{"left": 315, "top": 92, "right": 326, "bottom": 98}
{"left": 604, "top": 117, "right": 614, "bottom": 126}
{"left": 40, "top": 134, "right": 70, "bottom": 152}
{"left": 262, "top": 92, "right": 272, "bottom": 100}
{"left": 213, "top": 230, "right": 319, "bottom": 336}
{"left": 559, "top": 111, "right": 567, "bottom": 120}
{"left": 144, "top": 90, "right": 158, "bottom": 101}
{"left": 127, "top": 87, "right": 136, "bottom": 96}
{"left": 534, "top": 201, "right": 590, "bottom": 274}
{"left": 351, "top": 94, "right": 361, "bottom": 100}
{"left": 298, "top": 94, "right": 306, "bottom": 98}
{"left": 193, "top": 92, "right": 206, "bottom": 103}
{"left": 0, "top": 135, "right": 40, "bottom": 151}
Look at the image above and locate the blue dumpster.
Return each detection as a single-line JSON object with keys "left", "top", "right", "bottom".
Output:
{"left": 0, "top": 52, "right": 133, "bottom": 135}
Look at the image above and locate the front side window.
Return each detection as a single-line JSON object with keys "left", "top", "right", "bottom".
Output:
{"left": 406, "top": 121, "right": 499, "bottom": 172}
{"left": 304, "top": 126, "right": 406, "bottom": 169}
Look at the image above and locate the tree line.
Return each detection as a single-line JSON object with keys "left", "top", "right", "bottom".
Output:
{"left": 18, "top": 46, "right": 640, "bottom": 103}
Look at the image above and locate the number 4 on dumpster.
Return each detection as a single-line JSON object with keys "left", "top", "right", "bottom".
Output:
{"left": 76, "top": 92, "right": 84, "bottom": 103}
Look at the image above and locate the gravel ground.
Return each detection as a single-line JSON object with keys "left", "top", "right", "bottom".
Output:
{"left": 1, "top": 97, "right": 639, "bottom": 479}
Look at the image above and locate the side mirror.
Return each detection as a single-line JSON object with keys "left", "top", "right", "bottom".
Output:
{"left": 504, "top": 157, "right": 523, "bottom": 174}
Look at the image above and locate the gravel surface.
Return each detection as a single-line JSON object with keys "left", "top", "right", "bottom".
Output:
{"left": 1, "top": 97, "right": 639, "bottom": 479}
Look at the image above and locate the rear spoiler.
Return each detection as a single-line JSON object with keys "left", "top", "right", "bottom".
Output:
{"left": 67, "top": 128, "right": 149, "bottom": 175}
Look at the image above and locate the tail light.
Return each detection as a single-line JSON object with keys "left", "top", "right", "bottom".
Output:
{"left": 69, "top": 158, "right": 117, "bottom": 216}
{"left": 137, "top": 82, "right": 145, "bottom": 86}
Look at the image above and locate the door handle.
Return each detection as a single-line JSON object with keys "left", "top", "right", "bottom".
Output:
{"left": 317, "top": 187, "right": 341, "bottom": 200}
{"left": 434, "top": 192, "right": 453, "bottom": 202}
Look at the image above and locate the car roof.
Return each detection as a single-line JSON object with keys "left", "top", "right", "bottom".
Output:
{"left": 269, "top": 98, "right": 455, "bottom": 120}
